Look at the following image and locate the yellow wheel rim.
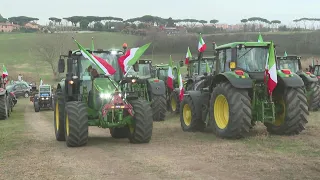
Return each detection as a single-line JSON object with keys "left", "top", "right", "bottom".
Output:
{"left": 66, "top": 114, "right": 69, "bottom": 136}
{"left": 274, "top": 99, "right": 285, "bottom": 126}
{"left": 214, "top": 95, "right": 229, "bottom": 129}
{"left": 55, "top": 101, "right": 59, "bottom": 131}
{"left": 171, "top": 97, "right": 177, "bottom": 111}
{"left": 183, "top": 104, "right": 192, "bottom": 126}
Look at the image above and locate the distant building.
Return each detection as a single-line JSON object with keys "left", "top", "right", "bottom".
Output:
{"left": 24, "top": 22, "right": 39, "bottom": 29}
{"left": 0, "top": 22, "right": 20, "bottom": 32}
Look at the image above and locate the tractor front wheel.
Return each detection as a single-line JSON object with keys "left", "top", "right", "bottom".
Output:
{"left": 64, "top": 101, "right": 88, "bottom": 147}
{"left": 307, "top": 82, "right": 320, "bottom": 111}
{"left": 209, "top": 82, "right": 252, "bottom": 139}
{"left": 180, "top": 95, "right": 205, "bottom": 132}
{"left": 128, "top": 99, "right": 153, "bottom": 143}
{"left": 0, "top": 95, "right": 9, "bottom": 120}
{"left": 151, "top": 94, "right": 166, "bottom": 121}
{"left": 265, "top": 87, "right": 308, "bottom": 135}
{"left": 169, "top": 90, "right": 180, "bottom": 114}
{"left": 53, "top": 91, "right": 65, "bottom": 141}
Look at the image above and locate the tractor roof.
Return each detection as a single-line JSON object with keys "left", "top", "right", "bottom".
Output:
{"left": 72, "top": 48, "right": 124, "bottom": 55}
{"left": 216, "top": 42, "right": 271, "bottom": 50}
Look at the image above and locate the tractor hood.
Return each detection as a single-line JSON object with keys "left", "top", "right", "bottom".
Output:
{"left": 93, "top": 77, "right": 120, "bottom": 96}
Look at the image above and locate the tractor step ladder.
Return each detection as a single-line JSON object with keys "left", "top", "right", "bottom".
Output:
{"left": 262, "top": 101, "right": 275, "bottom": 123}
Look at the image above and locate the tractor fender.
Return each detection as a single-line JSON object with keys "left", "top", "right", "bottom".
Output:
{"left": 278, "top": 74, "right": 304, "bottom": 87}
{"left": 298, "top": 73, "right": 318, "bottom": 84}
{"left": 33, "top": 94, "right": 39, "bottom": 102}
{"left": 147, "top": 79, "right": 166, "bottom": 95}
{"left": 211, "top": 74, "right": 253, "bottom": 89}
{"left": 0, "top": 88, "right": 8, "bottom": 96}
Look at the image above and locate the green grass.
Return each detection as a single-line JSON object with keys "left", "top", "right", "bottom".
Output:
{"left": 0, "top": 99, "right": 26, "bottom": 159}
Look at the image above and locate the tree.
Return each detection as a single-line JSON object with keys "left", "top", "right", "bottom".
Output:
{"left": 199, "top": 20, "right": 207, "bottom": 26}
{"left": 166, "top": 17, "right": 176, "bottom": 27}
{"left": 63, "top": 16, "right": 83, "bottom": 26}
{"left": 8, "top": 16, "right": 39, "bottom": 25}
{"left": 0, "top": 14, "right": 7, "bottom": 23}
{"left": 210, "top": 19, "right": 219, "bottom": 25}
{"left": 48, "top": 17, "right": 62, "bottom": 25}
{"left": 80, "top": 19, "right": 90, "bottom": 29}
{"left": 240, "top": 19, "right": 248, "bottom": 32}
{"left": 271, "top": 20, "right": 281, "bottom": 31}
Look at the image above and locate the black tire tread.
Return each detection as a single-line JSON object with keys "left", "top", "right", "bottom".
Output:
{"left": 128, "top": 99, "right": 153, "bottom": 144}
{"left": 308, "top": 83, "right": 320, "bottom": 111}
{"left": 151, "top": 94, "right": 167, "bottom": 121}
{"left": 209, "top": 82, "right": 252, "bottom": 139}
{"left": 180, "top": 95, "right": 205, "bottom": 132}
{"left": 54, "top": 91, "right": 65, "bottom": 141}
{"left": 65, "top": 101, "right": 89, "bottom": 147}
{"left": 265, "top": 87, "right": 308, "bottom": 135}
{"left": 0, "top": 94, "right": 8, "bottom": 120}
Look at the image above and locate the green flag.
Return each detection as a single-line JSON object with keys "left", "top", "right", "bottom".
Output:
{"left": 284, "top": 51, "right": 288, "bottom": 57}
{"left": 258, "top": 33, "right": 264, "bottom": 42}
{"left": 206, "top": 61, "right": 211, "bottom": 73}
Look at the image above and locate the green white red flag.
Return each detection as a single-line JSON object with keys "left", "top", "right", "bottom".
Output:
{"left": 74, "top": 39, "right": 116, "bottom": 76}
{"left": 185, "top": 46, "right": 192, "bottom": 64}
{"left": 167, "top": 55, "right": 174, "bottom": 90}
{"left": 264, "top": 41, "right": 277, "bottom": 95}
{"left": 118, "top": 43, "right": 151, "bottom": 74}
{"left": 177, "top": 66, "right": 184, "bottom": 101}
{"left": 198, "top": 33, "right": 206, "bottom": 52}
{"left": 2, "top": 65, "right": 8, "bottom": 79}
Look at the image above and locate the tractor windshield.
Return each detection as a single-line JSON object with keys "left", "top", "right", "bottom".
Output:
{"left": 127, "top": 64, "right": 152, "bottom": 79}
{"left": 39, "top": 86, "right": 51, "bottom": 92}
{"left": 279, "top": 60, "right": 299, "bottom": 73}
{"left": 79, "top": 52, "right": 121, "bottom": 81}
{"left": 237, "top": 47, "right": 268, "bottom": 72}
{"left": 159, "top": 69, "right": 168, "bottom": 80}
{"left": 191, "top": 62, "right": 212, "bottom": 75}
{"left": 314, "top": 66, "right": 320, "bottom": 76}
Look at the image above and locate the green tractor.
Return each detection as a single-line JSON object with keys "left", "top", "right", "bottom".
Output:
{"left": 277, "top": 55, "right": 320, "bottom": 111}
{"left": 54, "top": 49, "right": 153, "bottom": 147}
{"left": 0, "top": 76, "right": 10, "bottom": 120}
{"left": 180, "top": 42, "right": 309, "bottom": 138}
{"left": 151, "top": 63, "right": 180, "bottom": 113}
{"left": 124, "top": 59, "right": 167, "bottom": 121}
{"left": 309, "top": 64, "right": 320, "bottom": 83}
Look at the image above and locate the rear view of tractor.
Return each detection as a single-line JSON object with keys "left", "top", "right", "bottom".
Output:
{"left": 0, "top": 76, "right": 10, "bottom": 120}
{"left": 277, "top": 55, "right": 320, "bottom": 111}
{"left": 310, "top": 65, "right": 320, "bottom": 84}
{"left": 125, "top": 59, "right": 167, "bottom": 121}
{"left": 54, "top": 49, "right": 153, "bottom": 147}
{"left": 180, "top": 42, "right": 309, "bottom": 138}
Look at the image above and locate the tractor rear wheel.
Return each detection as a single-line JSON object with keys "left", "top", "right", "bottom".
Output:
{"left": 151, "top": 94, "right": 166, "bottom": 121}
{"left": 180, "top": 95, "right": 205, "bottom": 132}
{"left": 265, "top": 87, "right": 308, "bottom": 135}
{"left": 209, "top": 82, "right": 252, "bottom": 139}
{"left": 128, "top": 99, "right": 153, "bottom": 143}
{"left": 0, "top": 95, "right": 8, "bottom": 120}
{"left": 54, "top": 91, "right": 65, "bottom": 141}
{"left": 110, "top": 127, "right": 129, "bottom": 138}
{"left": 169, "top": 90, "right": 180, "bottom": 113}
{"left": 307, "top": 82, "right": 320, "bottom": 111}
{"left": 64, "top": 101, "right": 88, "bottom": 147}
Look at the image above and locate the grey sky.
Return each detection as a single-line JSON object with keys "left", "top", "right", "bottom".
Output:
{"left": 1, "top": 0, "right": 320, "bottom": 25}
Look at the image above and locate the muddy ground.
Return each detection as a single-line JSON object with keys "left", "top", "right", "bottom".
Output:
{"left": 0, "top": 99, "right": 319, "bottom": 180}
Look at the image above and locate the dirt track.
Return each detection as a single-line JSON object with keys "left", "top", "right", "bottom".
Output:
{"left": 0, "top": 101, "right": 319, "bottom": 180}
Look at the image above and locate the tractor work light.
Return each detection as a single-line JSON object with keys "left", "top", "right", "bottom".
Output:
{"left": 281, "top": 69, "right": 291, "bottom": 75}
{"left": 100, "top": 93, "right": 111, "bottom": 99}
{"left": 131, "top": 79, "right": 136, "bottom": 83}
{"left": 229, "top": 62, "right": 236, "bottom": 69}
{"left": 68, "top": 80, "right": 74, "bottom": 85}
{"left": 111, "top": 51, "right": 117, "bottom": 55}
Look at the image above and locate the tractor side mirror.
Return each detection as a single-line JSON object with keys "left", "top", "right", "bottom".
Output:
{"left": 179, "top": 60, "right": 184, "bottom": 67}
{"left": 133, "top": 62, "right": 139, "bottom": 72}
{"left": 58, "top": 59, "right": 65, "bottom": 73}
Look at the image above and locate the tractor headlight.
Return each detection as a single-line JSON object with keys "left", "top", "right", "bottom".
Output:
{"left": 41, "top": 97, "right": 44, "bottom": 100}
{"left": 132, "top": 79, "right": 136, "bottom": 83}
{"left": 111, "top": 51, "right": 117, "bottom": 55}
{"left": 100, "top": 93, "right": 111, "bottom": 99}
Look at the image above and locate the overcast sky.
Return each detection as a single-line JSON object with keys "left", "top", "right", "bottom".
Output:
{"left": 1, "top": 0, "right": 320, "bottom": 25}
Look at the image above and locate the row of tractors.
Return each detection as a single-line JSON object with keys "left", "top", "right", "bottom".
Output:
{"left": 50, "top": 41, "right": 318, "bottom": 147}
{"left": 0, "top": 77, "right": 18, "bottom": 120}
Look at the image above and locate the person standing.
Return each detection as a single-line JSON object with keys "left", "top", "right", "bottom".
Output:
{"left": 18, "top": 74, "right": 23, "bottom": 81}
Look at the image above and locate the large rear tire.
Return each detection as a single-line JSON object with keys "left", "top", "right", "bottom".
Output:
{"left": 180, "top": 95, "right": 205, "bottom": 132}
{"left": 209, "top": 82, "right": 252, "bottom": 139}
{"left": 128, "top": 99, "right": 153, "bottom": 143}
{"left": 265, "top": 87, "right": 308, "bottom": 135}
{"left": 307, "top": 82, "right": 320, "bottom": 111}
{"left": 0, "top": 94, "right": 8, "bottom": 120}
{"left": 151, "top": 94, "right": 166, "bottom": 121}
{"left": 54, "top": 91, "right": 65, "bottom": 141}
{"left": 64, "top": 101, "right": 89, "bottom": 147}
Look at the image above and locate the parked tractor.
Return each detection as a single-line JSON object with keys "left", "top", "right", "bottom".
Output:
{"left": 0, "top": 76, "right": 11, "bottom": 120}
{"left": 277, "top": 55, "right": 320, "bottom": 111}
{"left": 309, "top": 64, "right": 320, "bottom": 83}
{"left": 152, "top": 63, "right": 180, "bottom": 113}
{"left": 126, "top": 59, "right": 167, "bottom": 121}
{"left": 54, "top": 49, "right": 153, "bottom": 147}
{"left": 33, "top": 84, "right": 54, "bottom": 112}
{"left": 180, "top": 42, "right": 309, "bottom": 138}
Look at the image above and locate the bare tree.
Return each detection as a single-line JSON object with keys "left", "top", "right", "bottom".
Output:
{"left": 31, "top": 32, "right": 71, "bottom": 81}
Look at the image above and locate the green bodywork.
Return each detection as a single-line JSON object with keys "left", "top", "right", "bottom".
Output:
{"left": 57, "top": 49, "right": 134, "bottom": 129}
{"left": 152, "top": 63, "right": 178, "bottom": 87}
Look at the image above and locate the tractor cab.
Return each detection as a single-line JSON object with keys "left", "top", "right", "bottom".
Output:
{"left": 152, "top": 63, "right": 178, "bottom": 84}
{"left": 127, "top": 59, "right": 153, "bottom": 79}
{"left": 39, "top": 85, "right": 52, "bottom": 97}
{"left": 276, "top": 55, "right": 302, "bottom": 73}
{"left": 311, "top": 65, "right": 320, "bottom": 79}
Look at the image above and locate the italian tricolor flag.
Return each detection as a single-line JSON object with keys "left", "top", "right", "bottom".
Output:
{"left": 2, "top": 65, "right": 8, "bottom": 79}
{"left": 198, "top": 33, "right": 206, "bottom": 52}
{"left": 74, "top": 39, "right": 116, "bottom": 76}
{"left": 177, "top": 66, "right": 184, "bottom": 101}
{"left": 264, "top": 41, "right": 277, "bottom": 95}
{"left": 185, "top": 47, "right": 192, "bottom": 64}
{"left": 118, "top": 43, "right": 151, "bottom": 74}
{"left": 167, "top": 55, "right": 174, "bottom": 90}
